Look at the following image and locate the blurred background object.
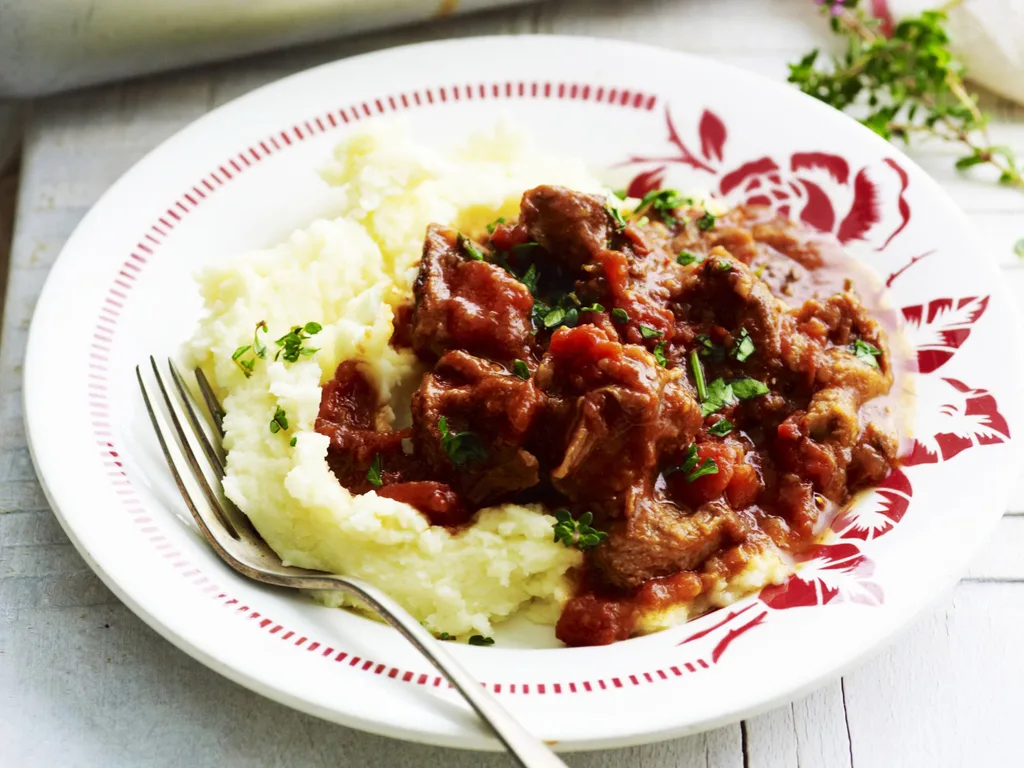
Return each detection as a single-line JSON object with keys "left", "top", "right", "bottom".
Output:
{"left": 0, "top": 0, "right": 535, "bottom": 97}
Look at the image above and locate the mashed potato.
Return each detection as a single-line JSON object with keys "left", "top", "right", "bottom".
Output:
{"left": 185, "top": 120, "right": 790, "bottom": 640}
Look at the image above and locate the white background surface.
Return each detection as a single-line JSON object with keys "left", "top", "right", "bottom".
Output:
{"left": 2, "top": 1, "right": 1023, "bottom": 766}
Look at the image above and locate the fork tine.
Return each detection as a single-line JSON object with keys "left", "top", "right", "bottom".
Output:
{"left": 147, "top": 357, "right": 241, "bottom": 541}
{"left": 195, "top": 366, "right": 225, "bottom": 437}
{"left": 168, "top": 358, "right": 226, "bottom": 476}
{"left": 136, "top": 363, "right": 239, "bottom": 545}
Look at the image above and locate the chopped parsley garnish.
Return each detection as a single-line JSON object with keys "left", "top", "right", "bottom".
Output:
{"left": 732, "top": 329, "right": 755, "bottom": 362}
{"left": 694, "top": 334, "right": 715, "bottom": 358}
{"left": 274, "top": 322, "right": 322, "bottom": 363}
{"left": 269, "top": 405, "right": 289, "bottom": 434}
{"left": 438, "top": 416, "right": 488, "bottom": 467}
{"left": 458, "top": 233, "right": 485, "bottom": 261}
{"left": 519, "top": 263, "right": 539, "bottom": 295}
{"left": 677, "top": 250, "right": 702, "bottom": 266}
{"left": 653, "top": 342, "right": 668, "bottom": 367}
{"left": 689, "top": 349, "right": 708, "bottom": 402}
{"left": 708, "top": 419, "right": 734, "bottom": 437}
{"left": 486, "top": 217, "right": 506, "bottom": 235}
{"left": 612, "top": 188, "right": 629, "bottom": 201}
{"left": 606, "top": 204, "right": 628, "bottom": 231}
{"left": 232, "top": 320, "right": 268, "bottom": 377}
{"left": 468, "top": 635, "right": 495, "bottom": 646}
{"left": 366, "top": 454, "right": 383, "bottom": 488}
{"left": 687, "top": 458, "right": 719, "bottom": 482}
{"left": 701, "top": 377, "right": 736, "bottom": 417}
{"left": 664, "top": 444, "right": 719, "bottom": 483}
{"left": 579, "top": 303, "right": 604, "bottom": 313}
{"left": 512, "top": 360, "right": 530, "bottom": 380}
{"left": 552, "top": 509, "right": 608, "bottom": 551}
{"left": 289, "top": 436, "right": 297, "bottom": 447}
{"left": 439, "top": 632, "right": 453, "bottom": 641}
{"left": 697, "top": 212, "right": 717, "bottom": 231}
{"left": 635, "top": 189, "right": 691, "bottom": 228}
{"left": 730, "top": 378, "right": 771, "bottom": 399}
{"left": 716, "top": 259, "right": 732, "bottom": 272}
{"left": 851, "top": 339, "right": 882, "bottom": 368}
{"left": 542, "top": 306, "right": 567, "bottom": 329}
{"left": 640, "top": 325, "right": 663, "bottom": 339}
{"left": 753, "top": 263, "right": 766, "bottom": 279}
{"left": 611, "top": 308, "right": 630, "bottom": 324}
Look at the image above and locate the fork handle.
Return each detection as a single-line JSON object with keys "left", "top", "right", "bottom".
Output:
{"left": 306, "top": 575, "right": 569, "bottom": 767}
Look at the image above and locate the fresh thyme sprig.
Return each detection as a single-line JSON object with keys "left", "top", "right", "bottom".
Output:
{"left": 790, "top": 0, "right": 1023, "bottom": 246}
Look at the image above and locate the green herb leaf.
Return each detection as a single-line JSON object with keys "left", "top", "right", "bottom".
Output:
{"left": 439, "top": 632, "right": 453, "bottom": 641}
{"left": 612, "top": 188, "right": 628, "bottom": 200}
{"left": 697, "top": 212, "right": 717, "bottom": 231}
{"left": 468, "top": 635, "right": 495, "bottom": 647}
{"left": 519, "top": 263, "right": 539, "bottom": 295}
{"left": 269, "top": 405, "right": 289, "bottom": 434}
{"left": 486, "top": 216, "right": 506, "bottom": 235}
{"left": 731, "top": 378, "right": 770, "bottom": 399}
{"left": 606, "top": 204, "right": 628, "bottom": 231}
{"left": 640, "top": 325, "right": 663, "bottom": 339}
{"left": 732, "top": 328, "right": 755, "bottom": 362}
{"left": 458, "top": 233, "right": 485, "bottom": 261}
{"left": 289, "top": 436, "right": 298, "bottom": 447}
{"left": 635, "top": 188, "right": 690, "bottom": 228}
{"left": 552, "top": 508, "right": 608, "bottom": 551}
{"left": 543, "top": 307, "right": 566, "bottom": 329}
{"left": 579, "top": 303, "right": 605, "bottom": 313}
{"left": 512, "top": 360, "right": 530, "bottom": 380}
{"left": 438, "top": 416, "right": 488, "bottom": 467}
{"left": 686, "top": 458, "right": 719, "bottom": 482}
{"left": 664, "top": 444, "right": 700, "bottom": 477}
{"left": 708, "top": 419, "right": 734, "bottom": 437}
{"left": 677, "top": 250, "right": 702, "bottom": 266}
{"left": 367, "top": 454, "right": 383, "bottom": 488}
{"left": 232, "top": 321, "right": 269, "bottom": 377}
{"left": 700, "top": 378, "right": 737, "bottom": 417}
{"left": 851, "top": 338, "right": 883, "bottom": 368}
{"left": 653, "top": 342, "right": 668, "bottom": 367}
{"left": 611, "top": 308, "right": 630, "bottom": 324}
{"left": 274, "top": 322, "right": 321, "bottom": 363}
{"left": 716, "top": 258, "right": 732, "bottom": 272}
{"left": 1015, "top": 238, "right": 1024, "bottom": 259}
{"left": 690, "top": 349, "right": 708, "bottom": 402}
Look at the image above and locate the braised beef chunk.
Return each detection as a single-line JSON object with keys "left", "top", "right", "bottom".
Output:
{"left": 535, "top": 325, "right": 701, "bottom": 508}
{"left": 410, "top": 225, "right": 534, "bottom": 362}
{"left": 591, "top": 495, "right": 743, "bottom": 590}
{"left": 520, "top": 185, "right": 611, "bottom": 273}
{"left": 411, "top": 350, "right": 544, "bottom": 505}
{"left": 319, "top": 184, "right": 902, "bottom": 647}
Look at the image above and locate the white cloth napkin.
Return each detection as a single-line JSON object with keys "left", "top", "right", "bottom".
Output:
{"left": 881, "top": 0, "right": 1024, "bottom": 105}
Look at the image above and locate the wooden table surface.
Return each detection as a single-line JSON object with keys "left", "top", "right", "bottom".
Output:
{"left": 2, "top": 2, "right": 1023, "bottom": 766}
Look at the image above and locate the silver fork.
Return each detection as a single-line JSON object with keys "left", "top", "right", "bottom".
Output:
{"left": 136, "top": 356, "right": 568, "bottom": 768}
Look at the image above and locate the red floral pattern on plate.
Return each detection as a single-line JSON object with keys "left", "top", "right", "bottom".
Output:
{"left": 760, "top": 543, "right": 883, "bottom": 610}
{"left": 831, "top": 468, "right": 913, "bottom": 542}
{"left": 620, "top": 106, "right": 912, "bottom": 251}
{"left": 903, "top": 377, "right": 1011, "bottom": 465}
{"left": 901, "top": 296, "right": 990, "bottom": 373}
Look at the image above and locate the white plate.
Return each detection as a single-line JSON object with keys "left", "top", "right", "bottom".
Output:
{"left": 24, "top": 36, "right": 1024, "bottom": 751}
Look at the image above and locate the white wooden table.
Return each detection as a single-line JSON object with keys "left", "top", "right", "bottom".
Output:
{"left": 2, "top": 2, "right": 1023, "bottom": 765}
